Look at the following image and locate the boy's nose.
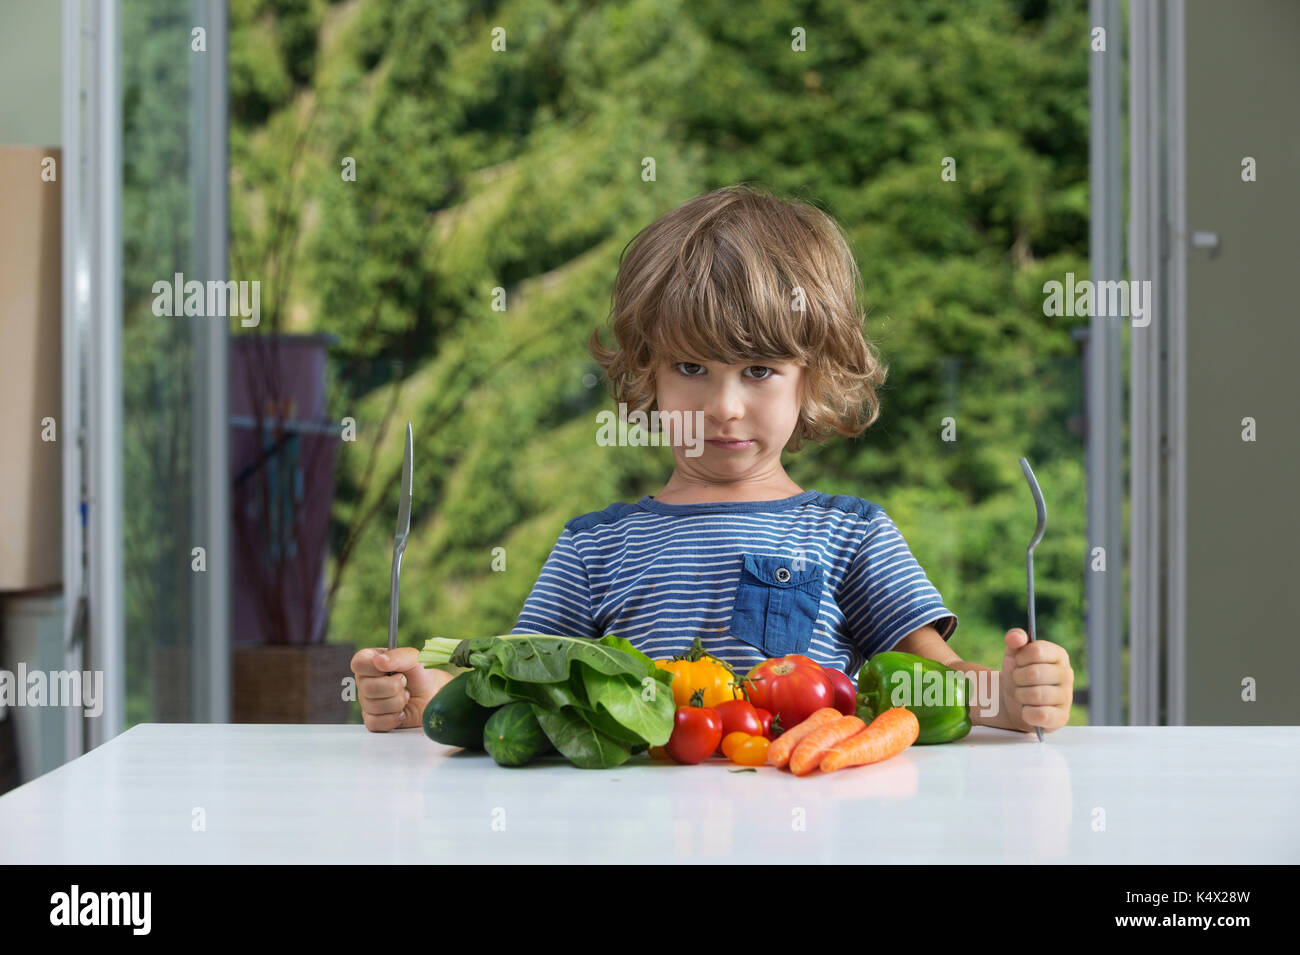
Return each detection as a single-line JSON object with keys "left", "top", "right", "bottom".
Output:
{"left": 703, "top": 385, "right": 746, "bottom": 424}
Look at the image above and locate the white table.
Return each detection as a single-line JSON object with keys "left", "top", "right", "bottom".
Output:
{"left": 0, "top": 723, "right": 1296, "bottom": 863}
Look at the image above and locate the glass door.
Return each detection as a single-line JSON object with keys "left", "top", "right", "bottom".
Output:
{"left": 66, "top": 0, "right": 229, "bottom": 741}
{"left": 119, "top": 0, "right": 229, "bottom": 727}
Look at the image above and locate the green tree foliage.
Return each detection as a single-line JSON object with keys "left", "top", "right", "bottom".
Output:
{"left": 231, "top": 0, "right": 1094, "bottom": 722}
{"left": 120, "top": 0, "right": 206, "bottom": 725}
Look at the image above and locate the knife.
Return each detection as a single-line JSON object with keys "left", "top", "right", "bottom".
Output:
{"left": 387, "top": 422, "right": 413, "bottom": 665}
{"left": 1019, "top": 457, "right": 1046, "bottom": 743}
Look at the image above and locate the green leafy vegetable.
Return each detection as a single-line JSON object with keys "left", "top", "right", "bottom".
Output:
{"left": 466, "top": 665, "right": 585, "bottom": 712}
{"left": 581, "top": 700, "right": 651, "bottom": 747}
{"left": 580, "top": 665, "right": 674, "bottom": 746}
{"left": 531, "top": 705, "right": 632, "bottom": 769}
{"left": 418, "top": 635, "right": 492, "bottom": 670}
{"left": 418, "top": 632, "right": 675, "bottom": 769}
{"left": 451, "top": 634, "right": 650, "bottom": 683}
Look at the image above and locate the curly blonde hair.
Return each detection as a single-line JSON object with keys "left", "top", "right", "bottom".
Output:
{"left": 587, "top": 183, "right": 888, "bottom": 453}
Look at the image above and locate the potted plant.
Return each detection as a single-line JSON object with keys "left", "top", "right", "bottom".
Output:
{"left": 229, "top": 331, "right": 352, "bottom": 722}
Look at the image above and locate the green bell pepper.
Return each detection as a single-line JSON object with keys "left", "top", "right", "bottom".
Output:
{"left": 855, "top": 650, "right": 972, "bottom": 744}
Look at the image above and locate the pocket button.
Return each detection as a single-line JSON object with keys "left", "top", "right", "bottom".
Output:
{"left": 775, "top": 567, "right": 791, "bottom": 583}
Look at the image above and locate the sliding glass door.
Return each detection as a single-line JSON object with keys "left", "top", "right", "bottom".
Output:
{"left": 65, "top": 0, "right": 228, "bottom": 742}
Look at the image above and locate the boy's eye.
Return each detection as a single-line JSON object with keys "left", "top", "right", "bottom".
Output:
{"left": 673, "top": 362, "right": 775, "bottom": 380}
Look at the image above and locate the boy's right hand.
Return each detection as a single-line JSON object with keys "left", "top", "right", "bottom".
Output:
{"left": 351, "top": 646, "right": 451, "bottom": 732}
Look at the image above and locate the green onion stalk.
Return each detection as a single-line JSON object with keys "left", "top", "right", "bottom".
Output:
{"left": 416, "top": 637, "right": 465, "bottom": 671}
{"left": 417, "top": 634, "right": 521, "bottom": 671}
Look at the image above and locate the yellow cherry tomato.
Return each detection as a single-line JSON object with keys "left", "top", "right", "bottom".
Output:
{"left": 732, "top": 736, "right": 770, "bottom": 766}
{"left": 721, "top": 731, "right": 751, "bottom": 760}
{"left": 721, "top": 731, "right": 769, "bottom": 765}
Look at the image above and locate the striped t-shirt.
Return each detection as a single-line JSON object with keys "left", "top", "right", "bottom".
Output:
{"left": 510, "top": 489, "right": 958, "bottom": 684}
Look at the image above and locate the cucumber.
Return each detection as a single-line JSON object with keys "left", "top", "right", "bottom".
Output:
{"left": 482, "top": 702, "right": 552, "bottom": 767}
{"left": 422, "top": 670, "right": 496, "bottom": 749}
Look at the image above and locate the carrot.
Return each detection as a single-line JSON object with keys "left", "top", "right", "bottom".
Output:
{"left": 788, "top": 715, "right": 867, "bottom": 776}
{"left": 765, "top": 708, "right": 842, "bottom": 768}
{"left": 819, "top": 707, "right": 920, "bottom": 772}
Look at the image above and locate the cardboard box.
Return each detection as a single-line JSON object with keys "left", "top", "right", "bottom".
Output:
{"left": 0, "top": 146, "right": 63, "bottom": 590}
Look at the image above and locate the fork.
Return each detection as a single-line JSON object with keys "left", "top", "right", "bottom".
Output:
{"left": 1019, "top": 457, "right": 1046, "bottom": 743}
{"left": 387, "top": 422, "right": 413, "bottom": 674}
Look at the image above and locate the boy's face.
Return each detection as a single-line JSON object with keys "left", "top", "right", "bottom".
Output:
{"left": 653, "top": 356, "right": 803, "bottom": 471}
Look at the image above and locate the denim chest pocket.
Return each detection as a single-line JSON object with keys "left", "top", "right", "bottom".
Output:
{"left": 728, "top": 553, "right": 825, "bottom": 659}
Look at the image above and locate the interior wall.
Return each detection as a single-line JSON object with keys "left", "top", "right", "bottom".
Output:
{"left": 1183, "top": 0, "right": 1300, "bottom": 723}
{"left": 0, "top": 0, "right": 62, "bottom": 146}
{"left": 0, "top": 0, "right": 65, "bottom": 792}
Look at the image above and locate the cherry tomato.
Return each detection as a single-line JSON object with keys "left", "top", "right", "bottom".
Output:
{"left": 823, "top": 667, "right": 857, "bottom": 715}
{"left": 712, "top": 699, "right": 765, "bottom": 753}
{"left": 754, "top": 707, "right": 774, "bottom": 739}
{"left": 665, "top": 702, "right": 723, "bottom": 765}
{"left": 732, "top": 736, "right": 770, "bottom": 766}
{"left": 745, "top": 656, "right": 835, "bottom": 730}
{"left": 721, "top": 731, "right": 750, "bottom": 760}
{"left": 722, "top": 732, "right": 770, "bottom": 765}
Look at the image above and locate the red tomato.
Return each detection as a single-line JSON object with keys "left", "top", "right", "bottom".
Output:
{"left": 665, "top": 704, "right": 723, "bottom": 765}
{"left": 823, "top": 667, "right": 857, "bottom": 715}
{"left": 754, "top": 707, "right": 773, "bottom": 739}
{"left": 712, "top": 700, "right": 765, "bottom": 753}
{"left": 745, "top": 656, "right": 834, "bottom": 730}
{"left": 784, "top": 654, "right": 821, "bottom": 668}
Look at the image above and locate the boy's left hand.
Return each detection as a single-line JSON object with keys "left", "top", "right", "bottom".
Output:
{"left": 999, "top": 628, "right": 1073, "bottom": 733}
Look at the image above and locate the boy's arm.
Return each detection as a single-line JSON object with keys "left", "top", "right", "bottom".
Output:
{"left": 840, "top": 509, "right": 958, "bottom": 662}
{"left": 892, "top": 624, "right": 1014, "bottom": 730}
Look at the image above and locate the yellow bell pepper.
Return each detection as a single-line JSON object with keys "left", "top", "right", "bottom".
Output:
{"left": 655, "top": 637, "right": 743, "bottom": 708}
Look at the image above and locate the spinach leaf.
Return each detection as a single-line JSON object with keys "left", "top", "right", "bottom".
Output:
{"left": 453, "top": 634, "right": 648, "bottom": 683}
{"left": 580, "top": 666, "right": 675, "bottom": 746}
{"left": 465, "top": 662, "right": 584, "bottom": 712}
{"left": 581, "top": 700, "right": 649, "bottom": 747}
{"left": 464, "top": 668, "right": 513, "bottom": 708}
{"left": 531, "top": 705, "right": 632, "bottom": 769}
{"left": 596, "top": 633, "right": 656, "bottom": 672}
{"left": 452, "top": 634, "right": 671, "bottom": 766}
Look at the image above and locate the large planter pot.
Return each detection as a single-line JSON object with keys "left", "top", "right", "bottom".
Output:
{"left": 232, "top": 644, "right": 356, "bottom": 724}
{"left": 230, "top": 333, "right": 339, "bottom": 651}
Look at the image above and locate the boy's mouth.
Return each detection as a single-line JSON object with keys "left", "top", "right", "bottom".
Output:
{"left": 706, "top": 438, "right": 754, "bottom": 449}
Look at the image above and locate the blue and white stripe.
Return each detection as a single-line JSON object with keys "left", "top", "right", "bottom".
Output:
{"left": 511, "top": 490, "right": 957, "bottom": 681}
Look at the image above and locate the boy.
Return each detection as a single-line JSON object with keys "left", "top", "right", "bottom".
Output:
{"left": 354, "top": 184, "right": 1073, "bottom": 735}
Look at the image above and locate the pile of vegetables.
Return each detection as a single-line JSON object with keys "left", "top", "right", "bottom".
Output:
{"left": 655, "top": 691, "right": 778, "bottom": 766}
{"left": 649, "top": 643, "right": 853, "bottom": 767}
{"left": 650, "top": 645, "right": 973, "bottom": 771}
{"left": 744, "top": 652, "right": 857, "bottom": 726}
{"left": 419, "top": 633, "right": 675, "bottom": 769}
{"left": 419, "top": 635, "right": 972, "bottom": 775}
{"left": 652, "top": 639, "right": 774, "bottom": 765}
